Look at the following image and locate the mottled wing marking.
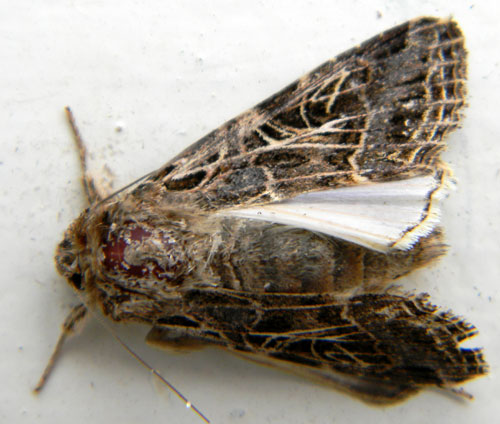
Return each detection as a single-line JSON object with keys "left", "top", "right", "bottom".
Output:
{"left": 147, "top": 17, "right": 465, "bottom": 210}
{"left": 149, "top": 289, "right": 487, "bottom": 402}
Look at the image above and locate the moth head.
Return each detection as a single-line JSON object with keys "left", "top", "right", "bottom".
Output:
{"left": 55, "top": 215, "right": 87, "bottom": 292}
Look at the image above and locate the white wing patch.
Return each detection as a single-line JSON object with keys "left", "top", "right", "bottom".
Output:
{"left": 222, "top": 174, "right": 453, "bottom": 252}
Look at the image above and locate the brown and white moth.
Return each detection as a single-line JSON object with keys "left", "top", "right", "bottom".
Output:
{"left": 38, "top": 16, "right": 488, "bottom": 416}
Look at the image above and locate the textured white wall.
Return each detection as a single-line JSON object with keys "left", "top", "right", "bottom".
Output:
{"left": 1, "top": 1, "right": 498, "bottom": 423}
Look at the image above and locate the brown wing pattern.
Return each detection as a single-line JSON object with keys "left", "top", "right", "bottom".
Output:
{"left": 145, "top": 17, "right": 466, "bottom": 210}
{"left": 149, "top": 289, "right": 487, "bottom": 403}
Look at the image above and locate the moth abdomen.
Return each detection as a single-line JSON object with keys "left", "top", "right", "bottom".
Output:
{"left": 210, "top": 219, "right": 446, "bottom": 294}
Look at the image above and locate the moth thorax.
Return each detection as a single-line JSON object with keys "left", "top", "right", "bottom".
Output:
{"left": 100, "top": 221, "right": 187, "bottom": 284}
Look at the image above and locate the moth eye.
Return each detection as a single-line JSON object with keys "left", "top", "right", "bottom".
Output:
{"left": 69, "top": 273, "right": 83, "bottom": 290}
{"left": 59, "top": 238, "right": 72, "bottom": 249}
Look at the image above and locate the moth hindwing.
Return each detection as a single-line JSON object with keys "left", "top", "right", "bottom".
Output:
{"left": 41, "top": 16, "right": 487, "bottom": 414}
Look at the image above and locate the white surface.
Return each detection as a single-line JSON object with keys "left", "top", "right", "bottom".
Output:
{"left": 1, "top": 1, "right": 499, "bottom": 423}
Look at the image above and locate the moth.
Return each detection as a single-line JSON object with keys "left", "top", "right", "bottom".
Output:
{"left": 37, "top": 16, "right": 487, "bottom": 417}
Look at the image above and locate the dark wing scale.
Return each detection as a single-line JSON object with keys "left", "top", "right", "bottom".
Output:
{"left": 148, "top": 289, "right": 487, "bottom": 403}
{"left": 143, "top": 17, "right": 466, "bottom": 210}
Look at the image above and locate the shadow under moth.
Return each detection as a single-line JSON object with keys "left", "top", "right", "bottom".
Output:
{"left": 37, "top": 16, "right": 488, "bottom": 420}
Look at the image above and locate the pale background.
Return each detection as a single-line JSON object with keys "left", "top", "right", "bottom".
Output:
{"left": 1, "top": 1, "right": 499, "bottom": 423}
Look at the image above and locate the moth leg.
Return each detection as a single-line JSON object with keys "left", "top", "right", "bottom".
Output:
{"left": 65, "top": 107, "right": 111, "bottom": 204}
{"left": 34, "top": 303, "right": 88, "bottom": 393}
{"left": 146, "top": 326, "right": 210, "bottom": 353}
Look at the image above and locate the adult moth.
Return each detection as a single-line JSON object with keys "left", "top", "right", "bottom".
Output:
{"left": 38, "top": 16, "right": 487, "bottom": 417}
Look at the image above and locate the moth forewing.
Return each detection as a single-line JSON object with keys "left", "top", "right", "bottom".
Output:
{"left": 40, "top": 16, "right": 486, "bottom": 416}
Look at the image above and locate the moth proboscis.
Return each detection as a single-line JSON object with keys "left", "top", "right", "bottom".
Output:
{"left": 37, "top": 16, "right": 488, "bottom": 421}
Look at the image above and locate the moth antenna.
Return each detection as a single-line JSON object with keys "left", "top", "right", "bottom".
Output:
{"left": 110, "top": 330, "right": 210, "bottom": 423}
{"left": 37, "top": 300, "right": 209, "bottom": 422}
{"left": 78, "top": 297, "right": 211, "bottom": 423}
{"left": 66, "top": 106, "right": 155, "bottom": 208}
{"left": 34, "top": 304, "right": 88, "bottom": 393}
{"left": 64, "top": 106, "right": 102, "bottom": 204}
{"left": 448, "top": 386, "right": 474, "bottom": 401}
